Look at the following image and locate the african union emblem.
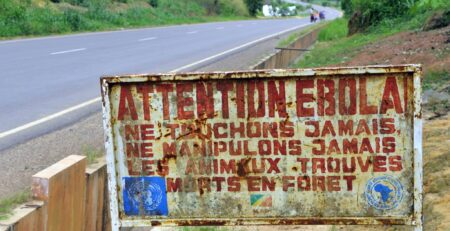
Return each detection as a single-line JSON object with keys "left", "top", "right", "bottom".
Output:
{"left": 123, "top": 177, "right": 168, "bottom": 216}
{"left": 365, "top": 175, "right": 403, "bottom": 210}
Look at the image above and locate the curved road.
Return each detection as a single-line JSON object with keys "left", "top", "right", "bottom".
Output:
{"left": 0, "top": 7, "right": 340, "bottom": 149}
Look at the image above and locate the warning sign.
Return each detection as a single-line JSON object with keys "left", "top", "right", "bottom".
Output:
{"left": 101, "top": 65, "right": 422, "bottom": 229}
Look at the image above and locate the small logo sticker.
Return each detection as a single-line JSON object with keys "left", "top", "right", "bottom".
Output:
{"left": 250, "top": 194, "right": 272, "bottom": 207}
{"left": 365, "top": 175, "right": 403, "bottom": 210}
{"left": 123, "top": 177, "right": 168, "bottom": 216}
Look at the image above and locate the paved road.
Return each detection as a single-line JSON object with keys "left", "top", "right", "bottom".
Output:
{"left": 0, "top": 7, "right": 340, "bottom": 149}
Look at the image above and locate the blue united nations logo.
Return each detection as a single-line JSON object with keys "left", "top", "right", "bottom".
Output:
{"left": 365, "top": 175, "right": 403, "bottom": 210}
{"left": 123, "top": 177, "right": 168, "bottom": 216}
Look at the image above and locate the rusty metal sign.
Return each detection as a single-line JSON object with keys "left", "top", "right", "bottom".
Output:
{"left": 101, "top": 65, "right": 422, "bottom": 230}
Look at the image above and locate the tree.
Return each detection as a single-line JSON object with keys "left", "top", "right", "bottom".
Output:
{"left": 341, "top": 0, "right": 353, "bottom": 17}
{"left": 244, "top": 0, "right": 263, "bottom": 16}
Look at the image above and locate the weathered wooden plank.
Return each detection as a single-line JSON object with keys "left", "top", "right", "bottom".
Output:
{"left": 32, "top": 155, "right": 86, "bottom": 231}
{"left": 84, "top": 158, "right": 110, "bottom": 231}
{"left": 0, "top": 201, "right": 45, "bottom": 231}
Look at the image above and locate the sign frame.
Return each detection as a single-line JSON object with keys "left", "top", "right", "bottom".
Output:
{"left": 101, "top": 65, "right": 422, "bottom": 230}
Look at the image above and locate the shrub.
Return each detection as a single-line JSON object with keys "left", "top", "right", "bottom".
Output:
{"left": 347, "top": 0, "right": 411, "bottom": 34}
{"left": 318, "top": 18, "right": 348, "bottom": 41}
{"left": 62, "top": 0, "right": 85, "bottom": 5}
{"left": 0, "top": 0, "right": 252, "bottom": 38}
{"left": 195, "top": 0, "right": 220, "bottom": 15}
{"left": 244, "top": 0, "right": 263, "bottom": 16}
{"left": 218, "top": 0, "right": 248, "bottom": 16}
{"left": 149, "top": 0, "right": 158, "bottom": 8}
{"left": 64, "top": 9, "right": 84, "bottom": 31}
{"left": 341, "top": 0, "right": 353, "bottom": 16}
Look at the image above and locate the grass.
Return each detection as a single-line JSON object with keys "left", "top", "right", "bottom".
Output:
{"left": 0, "top": 190, "right": 31, "bottom": 220}
{"left": 294, "top": 19, "right": 409, "bottom": 68}
{"left": 293, "top": 7, "right": 434, "bottom": 68}
{"left": 277, "top": 21, "right": 328, "bottom": 47}
{"left": 83, "top": 145, "right": 103, "bottom": 164}
{"left": 423, "top": 71, "right": 450, "bottom": 91}
{"left": 0, "top": 0, "right": 250, "bottom": 39}
{"left": 317, "top": 18, "right": 348, "bottom": 41}
{"left": 307, "top": 0, "right": 340, "bottom": 8}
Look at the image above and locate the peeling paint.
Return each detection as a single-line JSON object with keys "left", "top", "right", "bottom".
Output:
{"left": 101, "top": 65, "right": 422, "bottom": 230}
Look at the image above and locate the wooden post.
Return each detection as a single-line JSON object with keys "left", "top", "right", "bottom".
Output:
{"left": 84, "top": 158, "right": 111, "bottom": 231}
{"left": 32, "top": 155, "right": 86, "bottom": 231}
{"left": 0, "top": 201, "right": 45, "bottom": 231}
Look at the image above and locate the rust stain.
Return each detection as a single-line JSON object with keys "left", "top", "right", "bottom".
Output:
{"left": 101, "top": 65, "right": 422, "bottom": 228}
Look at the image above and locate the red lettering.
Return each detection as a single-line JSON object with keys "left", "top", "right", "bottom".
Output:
{"left": 343, "top": 175, "right": 356, "bottom": 191}
{"left": 137, "top": 85, "right": 153, "bottom": 120}
{"left": 142, "top": 160, "right": 155, "bottom": 175}
{"left": 248, "top": 81, "right": 265, "bottom": 118}
{"left": 156, "top": 84, "right": 173, "bottom": 120}
{"left": 296, "top": 79, "right": 314, "bottom": 117}
{"left": 216, "top": 82, "right": 233, "bottom": 118}
{"left": 227, "top": 177, "right": 240, "bottom": 192}
{"left": 196, "top": 82, "right": 215, "bottom": 118}
{"left": 359, "top": 78, "right": 377, "bottom": 114}
{"left": 118, "top": 86, "right": 138, "bottom": 120}
{"left": 167, "top": 178, "right": 182, "bottom": 192}
{"left": 177, "top": 83, "right": 194, "bottom": 119}
{"left": 318, "top": 79, "right": 335, "bottom": 116}
{"left": 268, "top": 80, "right": 287, "bottom": 117}
{"left": 380, "top": 77, "right": 403, "bottom": 114}
{"left": 236, "top": 82, "right": 246, "bottom": 118}
{"left": 247, "top": 177, "right": 261, "bottom": 191}
{"left": 339, "top": 78, "right": 356, "bottom": 115}
{"left": 373, "top": 156, "right": 387, "bottom": 172}
{"left": 282, "top": 176, "right": 295, "bottom": 191}
{"left": 389, "top": 156, "right": 403, "bottom": 171}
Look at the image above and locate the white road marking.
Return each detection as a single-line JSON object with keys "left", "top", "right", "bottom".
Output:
{"left": 50, "top": 48, "right": 86, "bottom": 55}
{"left": 186, "top": 31, "right": 198, "bottom": 34}
{"left": 170, "top": 23, "right": 311, "bottom": 73}
{"left": 138, "top": 37, "right": 157, "bottom": 42}
{"left": 0, "top": 22, "right": 216, "bottom": 45}
{"left": 0, "top": 97, "right": 101, "bottom": 139}
{"left": 216, "top": 27, "right": 224, "bottom": 30}
{"left": 0, "top": 22, "right": 312, "bottom": 139}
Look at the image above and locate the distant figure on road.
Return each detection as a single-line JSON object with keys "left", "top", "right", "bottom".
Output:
{"left": 319, "top": 11, "right": 325, "bottom": 20}
{"left": 310, "top": 8, "right": 316, "bottom": 23}
{"left": 313, "top": 11, "right": 319, "bottom": 22}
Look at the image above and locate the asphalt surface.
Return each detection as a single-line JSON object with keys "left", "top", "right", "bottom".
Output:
{"left": 0, "top": 8, "right": 340, "bottom": 150}
{"left": 0, "top": 20, "right": 322, "bottom": 200}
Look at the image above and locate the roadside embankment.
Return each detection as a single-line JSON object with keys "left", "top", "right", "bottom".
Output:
{"left": 289, "top": 2, "right": 449, "bottom": 230}
{"left": 0, "top": 0, "right": 249, "bottom": 38}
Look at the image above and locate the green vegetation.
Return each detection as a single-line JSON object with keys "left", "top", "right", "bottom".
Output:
{"left": 277, "top": 21, "right": 327, "bottom": 47}
{"left": 303, "top": 0, "right": 340, "bottom": 8}
{"left": 0, "top": 0, "right": 250, "bottom": 38}
{"left": 317, "top": 18, "right": 347, "bottom": 41}
{"left": 244, "top": 0, "right": 263, "bottom": 16}
{"left": 295, "top": 0, "right": 450, "bottom": 68}
{"left": 83, "top": 145, "right": 103, "bottom": 164}
{"left": 423, "top": 71, "right": 450, "bottom": 91}
{"left": 0, "top": 190, "right": 31, "bottom": 220}
{"left": 269, "top": 0, "right": 306, "bottom": 16}
{"left": 343, "top": 0, "right": 449, "bottom": 33}
{"left": 295, "top": 19, "right": 389, "bottom": 68}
